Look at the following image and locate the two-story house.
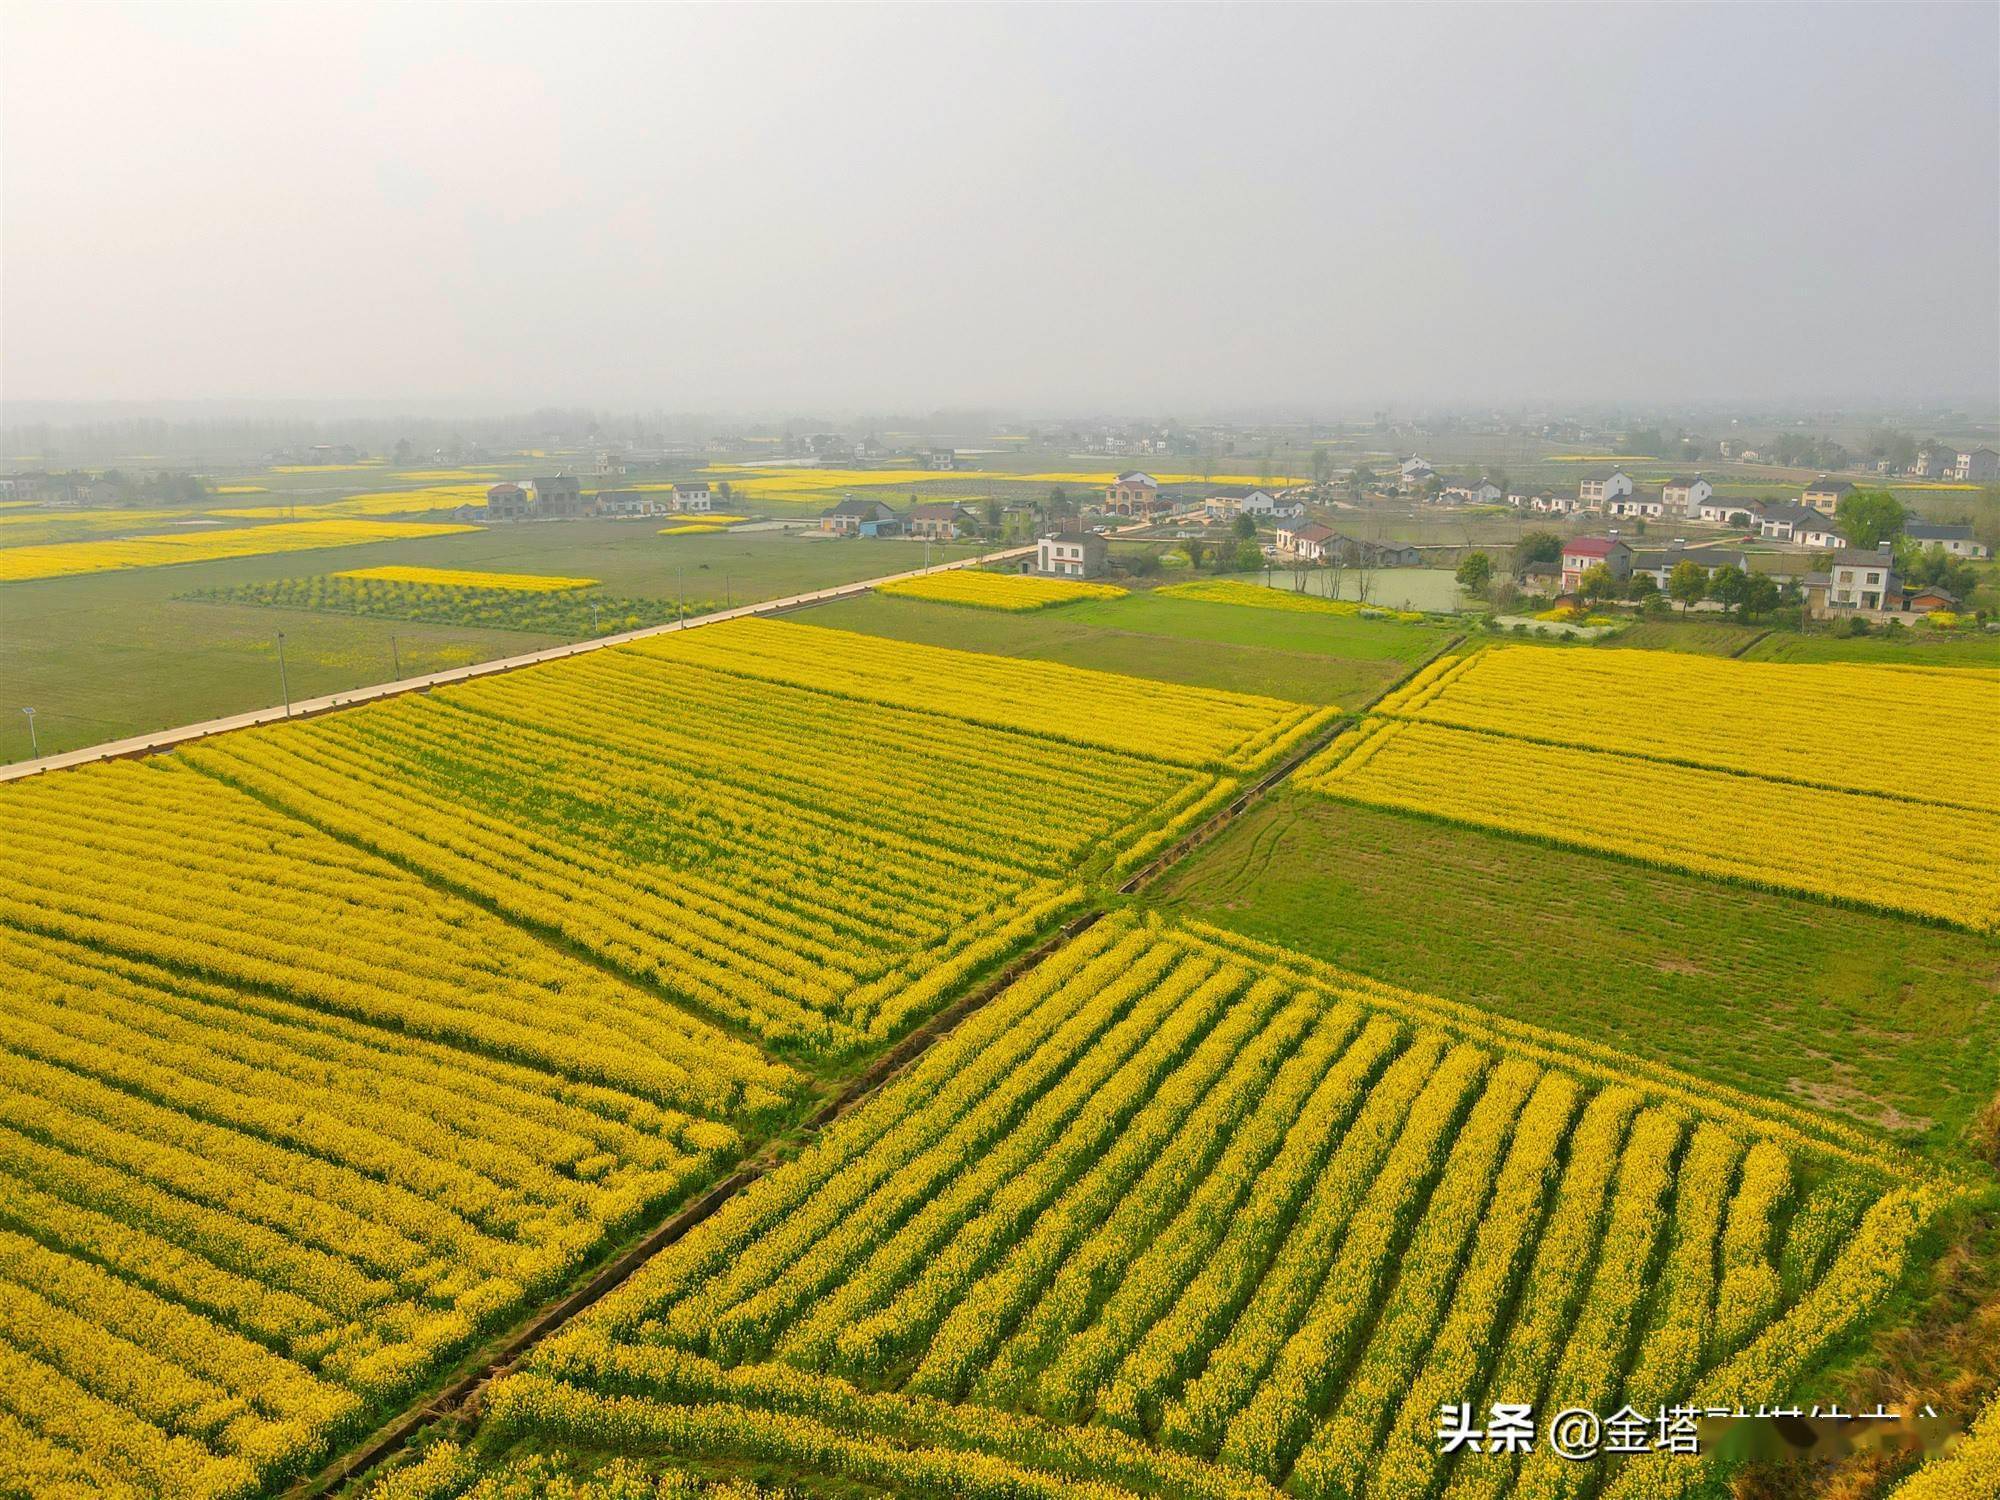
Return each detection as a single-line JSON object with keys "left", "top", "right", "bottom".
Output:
{"left": 670, "top": 481, "right": 715, "bottom": 513}
{"left": 485, "top": 482, "right": 532, "bottom": 520}
{"left": 1104, "top": 472, "right": 1167, "bottom": 517}
{"left": 1801, "top": 477, "right": 1853, "bottom": 515}
{"left": 530, "top": 475, "right": 585, "bottom": 517}
{"left": 819, "top": 498, "right": 901, "bottom": 537}
{"left": 1576, "top": 469, "right": 1634, "bottom": 506}
{"left": 1035, "top": 532, "right": 1108, "bottom": 578}
{"left": 1559, "top": 536, "right": 1633, "bottom": 591}
{"left": 1661, "top": 476, "right": 1714, "bottom": 518}
{"left": 1826, "top": 543, "right": 1899, "bottom": 611}
{"left": 1953, "top": 447, "right": 1999, "bottom": 482}
{"left": 906, "top": 501, "right": 978, "bottom": 541}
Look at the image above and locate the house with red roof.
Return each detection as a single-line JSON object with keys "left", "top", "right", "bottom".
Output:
{"left": 1559, "top": 535, "right": 1633, "bottom": 592}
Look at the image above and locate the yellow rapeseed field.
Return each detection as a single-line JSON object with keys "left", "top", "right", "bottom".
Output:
{"left": 1379, "top": 648, "right": 2000, "bottom": 813}
{"left": 0, "top": 519, "right": 480, "bottom": 582}
{"left": 332, "top": 565, "right": 598, "bottom": 592}
{"left": 630, "top": 616, "right": 1334, "bottom": 771}
{"left": 1300, "top": 716, "right": 2000, "bottom": 932}
{"left": 876, "top": 570, "right": 1126, "bottom": 611}
{"left": 475, "top": 915, "right": 1947, "bottom": 1500}
{"left": 210, "top": 484, "right": 492, "bottom": 521}
{"left": 0, "top": 759, "right": 795, "bottom": 1497}
{"left": 1156, "top": 578, "right": 1428, "bottom": 621}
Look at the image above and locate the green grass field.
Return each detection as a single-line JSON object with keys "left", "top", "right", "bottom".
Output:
{"left": 799, "top": 587, "right": 1456, "bottom": 706}
{"left": 1743, "top": 630, "right": 2000, "bottom": 667}
{"left": 0, "top": 524, "right": 979, "bottom": 760}
{"left": 1147, "top": 790, "right": 2000, "bottom": 1156}
{"left": 1596, "top": 619, "right": 1767, "bottom": 654}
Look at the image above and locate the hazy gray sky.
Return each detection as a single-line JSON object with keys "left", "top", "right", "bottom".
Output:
{"left": 4, "top": 2, "right": 1995, "bottom": 413}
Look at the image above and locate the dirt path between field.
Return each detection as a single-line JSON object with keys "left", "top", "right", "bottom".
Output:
{"left": 293, "top": 626, "right": 1467, "bottom": 1497}
{"left": 0, "top": 542, "right": 1033, "bottom": 782}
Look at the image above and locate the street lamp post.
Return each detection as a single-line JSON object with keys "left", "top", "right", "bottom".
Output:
{"left": 276, "top": 632, "right": 291, "bottom": 717}
{"left": 20, "top": 707, "right": 36, "bottom": 759}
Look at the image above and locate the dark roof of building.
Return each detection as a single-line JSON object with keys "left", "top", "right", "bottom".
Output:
{"left": 823, "top": 498, "right": 896, "bottom": 519}
{"left": 1112, "top": 471, "right": 1159, "bottom": 487}
{"left": 1290, "top": 523, "right": 1337, "bottom": 543}
{"left": 1903, "top": 521, "right": 1973, "bottom": 541}
{"left": 1578, "top": 468, "right": 1628, "bottom": 482}
{"left": 1804, "top": 477, "right": 1853, "bottom": 493}
{"left": 1207, "top": 486, "right": 1272, "bottom": 499}
{"left": 672, "top": 480, "right": 711, "bottom": 491}
{"left": 907, "top": 501, "right": 974, "bottom": 520}
{"left": 1906, "top": 584, "right": 1961, "bottom": 603}
{"left": 1663, "top": 476, "right": 1705, "bottom": 488}
{"left": 1831, "top": 546, "right": 1896, "bottom": 567}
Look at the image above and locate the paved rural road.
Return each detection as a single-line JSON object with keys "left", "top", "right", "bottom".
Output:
{"left": 0, "top": 538, "right": 1046, "bottom": 782}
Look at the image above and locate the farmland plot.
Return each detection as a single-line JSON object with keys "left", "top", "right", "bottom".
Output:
{"left": 182, "top": 620, "right": 1318, "bottom": 1058}
{"left": 1302, "top": 648, "right": 2000, "bottom": 933}
{"left": 876, "top": 571, "right": 1127, "bottom": 611}
{"left": 0, "top": 763, "right": 795, "bottom": 1498}
{"left": 477, "top": 916, "right": 1953, "bottom": 1500}
{"left": 1376, "top": 649, "right": 2000, "bottom": 813}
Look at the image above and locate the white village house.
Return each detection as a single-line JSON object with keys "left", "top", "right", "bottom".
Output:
{"left": 1035, "top": 532, "right": 1108, "bottom": 578}
{"left": 1577, "top": 469, "right": 1634, "bottom": 506}
{"left": 1662, "top": 476, "right": 1715, "bottom": 518}
{"left": 1275, "top": 520, "right": 1338, "bottom": 560}
{"left": 1903, "top": 520, "right": 1990, "bottom": 559}
{"left": 1606, "top": 488, "right": 1667, "bottom": 519}
{"left": 1755, "top": 503, "right": 1848, "bottom": 549}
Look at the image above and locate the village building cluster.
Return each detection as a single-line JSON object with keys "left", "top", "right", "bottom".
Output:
{"left": 478, "top": 477, "right": 718, "bottom": 522}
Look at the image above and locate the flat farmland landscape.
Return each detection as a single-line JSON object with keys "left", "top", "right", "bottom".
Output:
{"left": 0, "top": 524, "right": 982, "bottom": 760}
{"left": 2, "top": 573, "right": 1996, "bottom": 1500}
{"left": 7, "top": 7, "right": 1997, "bottom": 1493}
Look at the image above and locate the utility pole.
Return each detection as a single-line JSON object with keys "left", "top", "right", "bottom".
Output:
{"left": 276, "top": 632, "right": 291, "bottom": 717}
{"left": 20, "top": 707, "right": 36, "bottom": 759}
{"left": 677, "top": 567, "right": 684, "bottom": 623}
{"left": 390, "top": 635, "right": 400, "bottom": 677}
{"left": 591, "top": 601, "right": 601, "bottom": 636}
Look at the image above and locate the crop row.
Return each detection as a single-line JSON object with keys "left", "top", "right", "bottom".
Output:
{"left": 488, "top": 917, "right": 1941, "bottom": 1498}
{"left": 1374, "top": 647, "right": 2000, "bottom": 813}
{"left": 1298, "top": 717, "right": 2000, "bottom": 932}
{"left": 185, "top": 575, "right": 689, "bottom": 637}
{"left": 0, "top": 518, "right": 477, "bottom": 582}
{"left": 627, "top": 616, "right": 1333, "bottom": 771}
{"left": 177, "top": 630, "right": 1194, "bottom": 1053}
{"left": 876, "top": 570, "right": 1128, "bottom": 610}
{"left": 0, "top": 913, "right": 758, "bottom": 1497}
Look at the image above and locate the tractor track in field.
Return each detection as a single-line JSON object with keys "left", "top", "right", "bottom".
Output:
{"left": 290, "top": 628, "right": 1467, "bottom": 1497}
